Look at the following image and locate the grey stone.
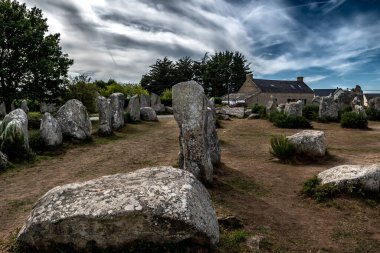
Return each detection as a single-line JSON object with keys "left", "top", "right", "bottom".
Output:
{"left": 17, "top": 166, "right": 220, "bottom": 251}
{"left": 207, "top": 99, "right": 221, "bottom": 166}
{"left": 0, "top": 109, "right": 30, "bottom": 156}
{"left": 0, "top": 151, "right": 8, "bottom": 170}
{"left": 374, "top": 97, "right": 380, "bottom": 111}
{"left": 40, "top": 102, "right": 58, "bottom": 114}
{"left": 126, "top": 95, "right": 140, "bottom": 121}
{"left": 97, "top": 96, "right": 112, "bottom": 136}
{"left": 287, "top": 130, "right": 326, "bottom": 157}
{"left": 110, "top": 93, "right": 125, "bottom": 130}
{"left": 319, "top": 95, "right": 339, "bottom": 120}
{"left": 266, "top": 96, "right": 278, "bottom": 115}
{"left": 150, "top": 93, "right": 161, "bottom": 106}
{"left": 277, "top": 103, "right": 285, "bottom": 113}
{"left": 335, "top": 91, "right": 355, "bottom": 110}
{"left": 56, "top": 99, "right": 92, "bottom": 140}
{"left": 0, "top": 102, "right": 6, "bottom": 116}
{"left": 217, "top": 114, "right": 230, "bottom": 120}
{"left": 312, "top": 96, "right": 321, "bottom": 105}
{"left": 353, "top": 105, "right": 366, "bottom": 117}
{"left": 318, "top": 164, "right": 380, "bottom": 192}
{"left": 284, "top": 100, "right": 303, "bottom": 117}
{"left": 246, "top": 235, "right": 264, "bottom": 251}
{"left": 244, "top": 109, "right": 252, "bottom": 117}
{"left": 140, "top": 94, "right": 150, "bottom": 108}
{"left": 173, "top": 81, "right": 213, "bottom": 184}
{"left": 247, "top": 113, "right": 260, "bottom": 119}
{"left": 140, "top": 107, "right": 158, "bottom": 121}
{"left": 20, "top": 100, "right": 29, "bottom": 113}
{"left": 152, "top": 104, "right": 166, "bottom": 113}
{"left": 165, "top": 106, "right": 173, "bottom": 114}
{"left": 40, "top": 113, "right": 63, "bottom": 147}
{"left": 221, "top": 106, "right": 245, "bottom": 118}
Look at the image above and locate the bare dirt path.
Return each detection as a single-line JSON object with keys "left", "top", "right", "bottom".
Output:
{"left": 1, "top": 118, "right": 379, "bottom": 252}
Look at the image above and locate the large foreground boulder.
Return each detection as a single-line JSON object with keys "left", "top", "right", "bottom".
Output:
{"left": 110, "top": 93, "right": 125, "bottom": 130}
{"left": 287, "top": 130, "right": 326, "bottom": 158}
{"left": 140, "top": 107, "right": 158, "bottom": 121}
{"left": 126, "top": 95, "right": 140, "bottom": 121}
{"left": 40, "top": 113, "right": 62, "bottom": 147}
{"left": 97, "top": 96, "right": 112, "bottom": 136}
{"left": 0, "top": 109, "right": 30, "bottom": 159}
{"left": 318, "top": 164, "right": 380, "bottom": 192}
{"left": 17, "top": 166, "right": 219, "bottom": 252}
{"left": 173, "top": 81, "right": 213, "bottom": 184}
{"left": 56, "top": 99, "right": 92, "bottom": 140}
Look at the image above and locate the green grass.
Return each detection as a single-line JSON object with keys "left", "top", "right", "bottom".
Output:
{"left": 218, "top": 227, "right": 250, "bottom": 253}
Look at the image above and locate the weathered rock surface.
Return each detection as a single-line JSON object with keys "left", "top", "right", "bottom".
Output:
{"left": 0, "top": 109, "right": 30, "bottom": 158}
{"left": 353, "top": 105, "right": 367, "bottom": 117}
{"left": 150, "top": 93, "right": 161, "bottom": 106}
{"left": 244, "top": 109, "right": 252, "bottom": 117}
{"left": 40, "top": 113, "right": 62, "bottom": 147}
{"left": 56, "top": 99, "right": 92, "bottom": 140}
{"left": 173, "top": 81, "right": 213, "bottom": 184}
{"left": 266, "top": 96, "right": 278, "bottom": 115}
{"left": 284, "top": 100, "right": 303, "bottom": 117}
{"left": 17, "top": 166, "right": 220, "bottom": 252}
{"left": 20, "top": 100, "right": 29, "bottom": 113}
{"left": 140, "top": 107, "right": 158, "bottom": 121}
{"left": 152, "top": 104, "right": 166, "bottom": 113}
{"left": 165, "top": 106, "right": 173, "bottom": 114}
{"left": 312, "top": 96, "right": 321, "bottom": 105}
{"left": 0, "top": 151, "right": 8, "bottom": 170}
{"left": 139, "top": 94, "right": 150, "bottom": 108}
{"left": 126, "top": 95, "right": 140, "bottom": 121}
{"left": 287, "top": 130, "right": 326, "bottom": 157}
{"left": 40, "top": 102, "right": 58, "bottom": 114}
{"left": 318, "top": 164, "right": 380, "bottom": 192}
{"left": 110, "top": 93, "right": 125, "bottom": 130}
{"left": 0, "top": 102, "right": 6, "bottom": 116}
{"left": 277, "top": 103, "right": 285, "bottom": 113}
{"left": 335, "top": 91, "right": 355, "bottom": 110}
{"left": 207, "top": 99, "right": 221, "bottom": 165}
{"left": 319, "top": 95, "right": 339, "bottom": 120}
{"left": 220, "top": 106, "right": 245, "bottom": 118}
{"left": 247, "top": 113, "right": 260, "bottom": 119}
{"left": 97, "top": 97, "right": 112, "bottom": 136}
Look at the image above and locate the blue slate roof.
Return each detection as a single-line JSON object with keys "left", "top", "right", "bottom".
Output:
{"left": 253, "top": 79, "right": 314, "bottom": 94}
{"left": 313, "top": 89, "right": 337, "bottom": 97}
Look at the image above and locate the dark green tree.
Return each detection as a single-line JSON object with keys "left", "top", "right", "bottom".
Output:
{"left": 141, "top": 57, "right": 176, "bottom": 94}
{"left": 203, "top": 51, "right": 250, "bottom": 97}
{"left": 174, "top": 56, "right": 195, "bottom": 83}
{"left": 0, "top": 0, "right": 73, "bottom": 112}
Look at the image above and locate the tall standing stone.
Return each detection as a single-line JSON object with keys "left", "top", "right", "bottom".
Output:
{"left": 319, "top": 95, "right": 339, "bottom": 120}
{"left": 0, "top": 151, "right": 7, "bottom": 171}
{"left": 173, "top": 81, "right": 213, "bottom": 184}
{"left": 40, "top": 102, "right": 58, "bottom": 114}
{"left": 0, "top": 109, "right": 30, "bottom": 159}
{"left": 284, "top": 100, "right": 303, "bottom": 117}
{"left": 139, "top": 94, "right": 150, "bottom": 108}
{"left": 56, "top": 99, "right": 92, "bottom": 140}
{"left": 0, "top": 102, "right": 6, "bottom": 117}
{"left": 97, "top": 96, "right": 112, "bottom": 136}
{"left": 40, "top": 113, "right": 63, "bottom": 147}
{"left": 110, "top": 93, "right": 125, "bottom": 130}
{"left": 126, "top": 95, "right": 140, "bottom": 121}
{"left": 207, "top": 99, "right": 221, "bottom": 165}
{"left": 20, "top": 100, "right": 29, "bottom": 113}
{"left": 150, "top": 93, "right": 161, "bottom": 107}
{"left": 266, "top": 96, "right": 278, "bottom": 116}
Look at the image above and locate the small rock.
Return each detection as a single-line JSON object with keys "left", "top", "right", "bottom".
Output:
{"left": 246, "top": 235, "right": 264, "bottom": 251}
{"left": 165, "top": 106, "right": 173, "bottom": 114}
{"left": 221, "top": 106, "right": 245, "bottom": 118}
{"left": 140, "top": 107, "right": 158, "bottom": 121}
{"left": 247, "top": 113, "right": 260, "bottom": 120}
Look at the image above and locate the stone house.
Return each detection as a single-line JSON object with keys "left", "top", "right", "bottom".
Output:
{"left": 364, "top": 93, "right": 380, "bottom": 107}
{"left": 222, "top": 74, "right": 314, "bottom": 106}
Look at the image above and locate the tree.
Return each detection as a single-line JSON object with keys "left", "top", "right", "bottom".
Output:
{"left": 203, "top": 51, "right": 250, "bottom": 97}
{"left": 0, "top": 0, "right": 73, "bottom": 112}
{"left": 141, "top": 57, "right": 176, "bottom": 94}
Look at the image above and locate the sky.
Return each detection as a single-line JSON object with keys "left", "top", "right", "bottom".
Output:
{"left": 19, "top": 0, "right": 380, "bottom": 91}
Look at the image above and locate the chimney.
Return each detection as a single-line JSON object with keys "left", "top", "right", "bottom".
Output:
{"left": 246, "top": 73, "right": 253, "bottom": 81}
{"left": 297, "top": 76, "right": 304, "bottom": 82}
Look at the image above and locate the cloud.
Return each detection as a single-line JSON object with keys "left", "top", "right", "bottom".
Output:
{"left": 304, "top": 75, "right": 328, "bottom": 83}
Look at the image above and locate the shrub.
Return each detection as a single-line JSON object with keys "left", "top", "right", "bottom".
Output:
{"left": 160, "top": 88, "right": 172, "bottom": 106}
{"left": 219, "top": 227, "right": 250, "bottom": 253}
{"left": 27, "top": 112, "right": 43, "bottom": 121}
{"left": 68, "top": 82, "right": 99, "bottom": 113}
{"left": 29, "top": 131, "right": 45, "bottom": 152}
{"left": 366, "top": 107, "right": 380, "bottom": 121}
{"left": 340, "top": 111, "right": 368, "bottom": 129}
{"left": 301, "top": 176, "right": 339, "bottom": 202}
{"left": 303, "top": 104, "right": 319, "bottom": 121}
{"left": 269, "top": 111, "right": 312, "bottom": 129}
{"left": 250, "top": 104, "right": 266, "bottom": 118}
{"left": 269, "top": 135, "right": 296, "bottom": 163}
{"left": 214, "top": 97, "right": 222, "bottom": 105}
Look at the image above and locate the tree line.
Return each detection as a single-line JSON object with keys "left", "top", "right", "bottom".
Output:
{"left": 140, "top": 52, "right": 251, "bottom": 97}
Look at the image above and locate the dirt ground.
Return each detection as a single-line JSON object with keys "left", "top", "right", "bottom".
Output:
{"left": 0, "top": 117, "right": 379, "bottom": 252}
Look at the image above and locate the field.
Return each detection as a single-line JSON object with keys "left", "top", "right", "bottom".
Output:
{"left": 1, "top": 117, "right": 380, "bottom": 252}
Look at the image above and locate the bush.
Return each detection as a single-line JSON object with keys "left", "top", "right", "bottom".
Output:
{"left": 269, "top": 111, "right": 312, "bottom": 129}
{"left": 68, "top": 82, "right": 99, "bottom": 113}
{"left": 270, "top": 135, "right": 296, "bottom": 163}
{"left": 301, "top": 176, "right": 339, "bottom": 202}
{"left": 340, "top": 111, "right": 368, "bottom": 129}
{"left": 27, "top": 112, "right": 43, "bottom": 121}
{"left": 29, "top": 131, "right": 45, "bottom": 152}
{"left": 214, "top": 97, "right": 222, "bottom": 105}
{"left": 160, "top": 88, "right": 172, "bottom": 107}
{"left": 366, "top": 107, "right": 380, "bottom": 121}
{"left": 250, "top": 104, "right": 266, "bottom": 118}
{"left": 303, "top": 104, "right": 319, "bottom": 121}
